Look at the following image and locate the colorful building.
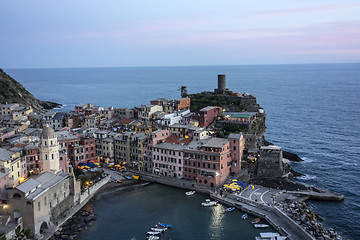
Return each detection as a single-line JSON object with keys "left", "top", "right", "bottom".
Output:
{"left": 192, "top": 106, "right": 222, "bottom": 127}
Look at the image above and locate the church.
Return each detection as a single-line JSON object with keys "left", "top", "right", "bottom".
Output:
{"left": 7, "top": 125, "right": 81, "bottom": 238}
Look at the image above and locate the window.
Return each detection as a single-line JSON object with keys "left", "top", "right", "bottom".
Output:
{"left": 38, "top": 202, "right": 41, "bottom": 211}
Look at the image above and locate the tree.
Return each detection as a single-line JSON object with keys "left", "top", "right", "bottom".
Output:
{"left": 180, "top": 86, "right": 188, "bottom": 98}
{"left": 13, "top": 226, "right": 31, "bottom": 240}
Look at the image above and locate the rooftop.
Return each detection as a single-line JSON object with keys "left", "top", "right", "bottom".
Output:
{"left": 228, "top": 133, "right": 243, "bottom": 140}
{"left": 15, "top": 172, "right": 68, "bottom": 200}
{"left": 202, "top": 138, "right": 229, "bottom": 148}
{"left": 200, "top": 106, "right": 217, "bottom": 112}
{"left": 0, "top": 148, "right": 15, "bottom": 161}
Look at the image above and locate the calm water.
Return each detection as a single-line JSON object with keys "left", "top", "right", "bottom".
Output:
{"left": 5, "top": 63, "right": 360, "bottom": 239}
{"left": 77, "top": 184, "right": 271, "bottom": 240}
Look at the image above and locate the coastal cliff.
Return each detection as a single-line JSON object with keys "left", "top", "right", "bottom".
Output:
{"left": 0, "top": 68, "right": 61, "bottom": 111}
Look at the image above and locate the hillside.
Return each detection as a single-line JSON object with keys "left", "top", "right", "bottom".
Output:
{"left": 0, "top": 68, "right": 61, "bottom": 111}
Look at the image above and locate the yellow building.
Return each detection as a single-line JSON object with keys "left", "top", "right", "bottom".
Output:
{"left": 138, "top": 104, "right": 163, "bottom": 122}
{"left": 0, "top": 148, "right": 27, "bottom": 187}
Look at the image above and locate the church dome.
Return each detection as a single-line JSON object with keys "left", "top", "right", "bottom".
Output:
{"left": 41, "top": 125, "right": 56, "bottom": 139}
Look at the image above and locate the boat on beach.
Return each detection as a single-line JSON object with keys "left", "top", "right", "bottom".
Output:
{"left": 224, "top": 207, "right": 235, "bottom": 212}
{"left": 241, "top": 213, "right": 248, "bottom": 219}
{"left": 185, "top": 190, "right": 196, "bottom": 196}
{"left": 251, "top": 218, "right": 261, "bottom": 224}
{"left": 201, "top": 199, "right": 218, "bottom": 207}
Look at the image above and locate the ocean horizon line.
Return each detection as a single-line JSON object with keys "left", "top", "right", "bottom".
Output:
{"left": 4, "top": 62, "right": 360, "bottom": 70}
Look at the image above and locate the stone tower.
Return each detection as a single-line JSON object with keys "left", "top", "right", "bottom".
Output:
{"left": 39, "top": 125, "right": 61, "bottom": 174}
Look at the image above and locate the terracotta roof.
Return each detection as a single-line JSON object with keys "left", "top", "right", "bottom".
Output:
{"left": 119, "top": 118, "right": 135, "bottom": 124}
{"left": 164, "top": 136, "right": 192, "bottom": 145}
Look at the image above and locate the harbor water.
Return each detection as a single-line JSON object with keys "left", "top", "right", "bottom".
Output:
{"left": 75, "top": 183, "right": 273, "bottom": 240}
{"left": 5, "top": 63, "right": 360, "bottom": 239}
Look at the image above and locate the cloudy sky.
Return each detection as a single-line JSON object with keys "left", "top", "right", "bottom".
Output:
{"left": 1, "top": 0, "right": 359, "bottom": 68}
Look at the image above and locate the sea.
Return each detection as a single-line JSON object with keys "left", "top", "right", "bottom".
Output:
{"left": 5, "top": 63, "right": 360, "bottom": 239}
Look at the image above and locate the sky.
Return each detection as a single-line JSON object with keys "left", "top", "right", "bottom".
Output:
{"left": 0, "top": 0, "right": 360, "bottom": 68}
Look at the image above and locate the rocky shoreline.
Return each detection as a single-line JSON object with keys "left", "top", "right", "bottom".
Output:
{"left": 278, "top": 201, "right": 343, "bottom": 240}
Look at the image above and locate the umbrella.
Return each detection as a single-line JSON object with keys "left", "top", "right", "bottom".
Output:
{"left": 78, "top": 163, "right": 87, "bottom": 167}
{"left": 114, "top": 165, "right": 121, "bottom": 167}
{"left": 88, "top": 162, "right": 96, "bottom": 168}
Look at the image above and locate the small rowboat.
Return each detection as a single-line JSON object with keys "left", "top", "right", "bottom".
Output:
{"left": 241, "top": 214, "right": 248, "bottom": 219}
{"left": 224, "top": 207, "right": 235, "bottom": 212}
{"left": 251, "top": 218, "right": 261, "bottom": 224}
{"left": 158, "top": 222, "right": 172, "bottom": 228}
{"left": 147, "top": 231, "right": 161, "bottom": 235}
{"left": 185, "top": 190, "right": 196, "bottom": 196}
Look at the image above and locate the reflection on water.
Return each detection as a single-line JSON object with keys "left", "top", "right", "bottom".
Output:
{"left": 209, "top": 205, "right": 224, "bottom": 239}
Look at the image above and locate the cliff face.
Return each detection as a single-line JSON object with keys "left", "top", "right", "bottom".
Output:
{"left": 0, "top": 68, "right": 60, "bottom": 111}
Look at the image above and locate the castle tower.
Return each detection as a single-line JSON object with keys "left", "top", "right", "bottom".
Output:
{"left": 214, "top": 74, "right": 228, "bottom": 94}
{"left": 39, "top": 125, "right": 61, "bottom": 174}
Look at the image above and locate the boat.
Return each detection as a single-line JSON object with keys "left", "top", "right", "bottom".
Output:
{"left": 201, "top": 199, "right": 218, "bottom": 207}
{"left": 255, "top": 232, "right": 287, "bottom": 240}
{"left": 253, "top": 224, "right": 269, "bottom": 228}
{"left": 251, "top": 218, "right": 261, "bottom": 224}
{"left": 241, "top": 214, "right": 248, "bottom": 219}
{"left": 146, "top": 231, "right": 161, "bottom": 235}
{"left": 158, "top": 222, "right": 172, "bottom": 228}
{"left": 150, "top": 227, "right": 166, "bottom": 232}
{"left": 132, "top": 175, "right": 140, "bottom": 180}
{"left": 124, "top": 175, "right": 132, "bottom": 180}
{"left": 224, "top": 207, "right": 235, "bottom": 212}
{"left": 147, "top": 236, "right": 160, "bottom": 240}
{"left": 185, "top": 190, "right": 196, "bottom": 196}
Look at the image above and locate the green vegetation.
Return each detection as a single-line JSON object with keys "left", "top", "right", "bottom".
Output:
{"left": 180, "top": 86, "right": 188, "bottom": 98}
{"left": 79, "top": 170, "right": 104, "bottom": 189}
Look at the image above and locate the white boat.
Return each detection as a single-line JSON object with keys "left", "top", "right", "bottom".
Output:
{"left": 185, "top": 190, "right": 196, "bottom": 196}
{"left": 150, "top": 227, "right": 166, "bottom": 232}
{"left": 146, "top": 231, "right": 161, "bottom": 235}
{"left": 260, "top": 233, "right": 280, "bottom": 238}
{"left": 241, "top": 213, "right": 248, "bottom": 219}
{"left": 256, "top": 232, "right": 287, "bottom": 240}
{"left": 201, "top": 199, "right": 218, "bottom": 207}
{"left": 254, "top": 224, "right": 269, "bottom": 228}
{"left": 255, "top": 237, "right": 287, "bottom": 240}
{"left": 147, "top": 236, "right": 160, "bottom": 240}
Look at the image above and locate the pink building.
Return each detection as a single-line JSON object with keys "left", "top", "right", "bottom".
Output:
{"left": 143, "top": 130, "right": 170, "bottom": 172}
{"left": 24, "top": 145, "right": 41, "bottom": 176}
{"left": 152, "top": 136, "right": 189, "bottom": 178}
{"left": 192, "top": 106, "right": 222, "bottom": 127}
{"left": 228, "top": 133, "right": 244, "bottom": 174}
{"left": 183, "top": 138, "right": 232, "bottom": 187}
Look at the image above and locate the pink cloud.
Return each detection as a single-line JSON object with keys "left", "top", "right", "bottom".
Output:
{"left": 247, "top": 3, "right": 360, "bottom": 18}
